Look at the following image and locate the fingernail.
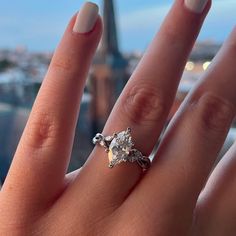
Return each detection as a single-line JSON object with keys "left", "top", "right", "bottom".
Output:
{"left": 184, "top": 0, "right": 208, "bottom": 13}
{"left": 73, "top": 2, "right": 99, "bottom": 33}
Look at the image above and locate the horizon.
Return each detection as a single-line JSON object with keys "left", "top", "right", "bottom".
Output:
{"left": 0, "top": 0, "right": 235, "bottom": 52}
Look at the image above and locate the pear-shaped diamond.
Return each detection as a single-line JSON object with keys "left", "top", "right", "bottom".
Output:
{"left": 108, "top": 131, "right": 134, "bottom": 167}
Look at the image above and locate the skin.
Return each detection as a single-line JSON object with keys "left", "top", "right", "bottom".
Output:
{"left": 1, "top": 0, "right": 236, "bottom": 235}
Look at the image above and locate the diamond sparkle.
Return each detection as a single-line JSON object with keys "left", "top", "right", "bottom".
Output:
{"left": 108, "top": 131, "right": 134, "bottom": 168}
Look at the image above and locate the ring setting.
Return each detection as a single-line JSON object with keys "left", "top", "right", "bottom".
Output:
{"left": 93, "top": 128, "right": 151, "bottom": 171}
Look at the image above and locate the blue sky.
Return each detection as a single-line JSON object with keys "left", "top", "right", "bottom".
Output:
{"left": 0, "top": 0, "right": 235, "bottom": 52}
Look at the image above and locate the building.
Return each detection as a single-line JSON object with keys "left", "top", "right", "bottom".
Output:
{"left": 89, "top": 0, "right": 128, "bottom": 133}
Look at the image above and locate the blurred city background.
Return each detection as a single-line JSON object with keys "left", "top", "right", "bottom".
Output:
{"left": 0, "top": 0, "right": 236, "bottom": 185}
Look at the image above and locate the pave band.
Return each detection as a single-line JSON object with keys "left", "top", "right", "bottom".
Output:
{"left": 92, "top": 128, "right": 151, "bottom": 171}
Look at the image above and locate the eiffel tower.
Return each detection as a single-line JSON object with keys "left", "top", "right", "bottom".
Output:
{"left": 90, "top": 0, "right": 128, "bottom": 133}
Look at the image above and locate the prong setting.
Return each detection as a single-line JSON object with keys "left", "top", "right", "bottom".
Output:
{"left": 92, "top": 128, "right": 150, "bottom": 171}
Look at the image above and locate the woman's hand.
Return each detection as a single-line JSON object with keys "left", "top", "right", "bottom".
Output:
{"left": 1, "top": 1, "right": 236, "bottom": 235}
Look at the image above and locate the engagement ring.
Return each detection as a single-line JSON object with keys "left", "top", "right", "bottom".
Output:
{"left": 93, "top": 128, "right": 151, "bottom": 171}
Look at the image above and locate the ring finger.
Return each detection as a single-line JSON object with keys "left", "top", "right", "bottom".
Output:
{"left": 63, "top": 0, "right": 211, "bottom": 211}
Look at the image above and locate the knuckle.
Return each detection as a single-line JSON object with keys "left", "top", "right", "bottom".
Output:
{"left": 24, "top": 111, "right": 58, "bottom": 150}
{"left": 120, "top": 84, "right": 166, "bottom": 125}
{"left": 190, "top": 92, "right": 235, "bottom": 133}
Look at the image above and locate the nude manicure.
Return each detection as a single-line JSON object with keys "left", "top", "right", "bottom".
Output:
{"left": 184, "top": 0, "right": 208, "bottom": 13}
{"left": 73, "top": 2, "right": 99, "bottom": 33}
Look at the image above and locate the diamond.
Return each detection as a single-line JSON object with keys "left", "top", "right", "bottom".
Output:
{"left": 108, "top": 131, "right": 134, "bottom": 167}
{"left": 128, "top": 149, "right": 142, "bottom": 163}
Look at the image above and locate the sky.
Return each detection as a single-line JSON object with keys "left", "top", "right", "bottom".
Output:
{"left": 0, "top": 0, "right": 235, "bottom": 52}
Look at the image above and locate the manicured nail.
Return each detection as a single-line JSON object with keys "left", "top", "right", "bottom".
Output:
{"left": 184, "top": 0, "right": 208, "bottom": 13}
{"left": 73, "top": 2, "right": 99, "bottom": 33}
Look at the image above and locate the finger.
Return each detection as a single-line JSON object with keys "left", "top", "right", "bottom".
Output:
{"left": 1, "top": 2, "right": 102, "bottom": 213}
{"left": 65, "top": 168, "right": 82, "bottom": 184}
{"left": 125, "top": 27, "right": 236, "bottom": 235}
{"left": 62, "top": 0, "right": 211, "bottom": 216}
{"left": 192, "top": 142, "right": 236, "bottom": 235}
